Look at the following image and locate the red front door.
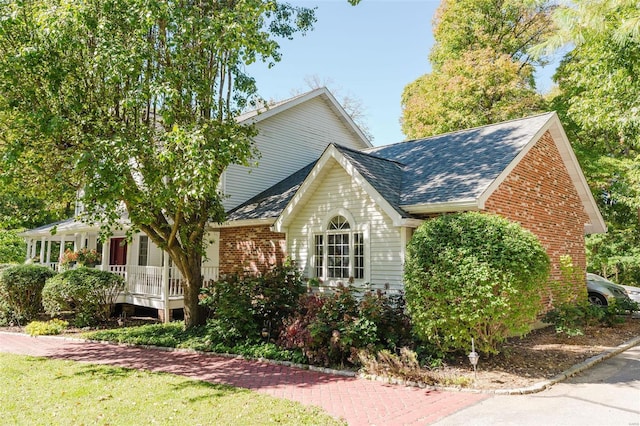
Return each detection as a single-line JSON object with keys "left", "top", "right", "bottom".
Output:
{"left": 110, "top": 238, "right": 128, "bottom": 265}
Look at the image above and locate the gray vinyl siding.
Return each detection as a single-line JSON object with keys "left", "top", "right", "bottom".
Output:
{"left": 223, "top": 96, "right": 368, "bottom": 210}
{"left": 287, "top": 161, "right": 405, "bottom": 292}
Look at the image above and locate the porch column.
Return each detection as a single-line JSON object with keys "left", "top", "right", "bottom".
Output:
{"left": 58, "top": 236, "right": 66, "bottom": 263}
{"left": 80, "top": 232, "right": 87, "bottom": 249}
{"left": 101, "top": 239, "right": 110, "bottom": 270}
{"left": 73, "top": 234, "right": 79, "bottom": 251}
{"left": 30, "top": 240, "right": 37, "bottom": 260}
{"left": 161, "top": 252, "right": 170, "bottom": 324}
{"left": 39, "top": 237, "right": 46, "bottom": 264}
{"left": 25, "top": 239, "right": 32, "bottom": 262}
{"left": 46, "top": 239, "right": 52, "bottom": 264}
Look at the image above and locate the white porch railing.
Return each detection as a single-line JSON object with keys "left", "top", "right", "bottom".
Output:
{"left": 103, "top": 265, "right": 219, "bottom": 299}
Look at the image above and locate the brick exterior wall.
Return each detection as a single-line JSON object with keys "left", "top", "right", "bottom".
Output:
{"left": 218, "top": 225, "right": 287, "bottom": 275}
{"left": 484, "top": 131, "right": 591, "bottom": 308}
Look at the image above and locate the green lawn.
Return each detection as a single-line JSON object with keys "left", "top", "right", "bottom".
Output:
{"left": 0, "top": 353, "right": 344, "bottom": 425}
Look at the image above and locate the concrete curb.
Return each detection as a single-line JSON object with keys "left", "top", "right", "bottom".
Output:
{"left": 3, "top": 330, "right": 639, "bottom": 395}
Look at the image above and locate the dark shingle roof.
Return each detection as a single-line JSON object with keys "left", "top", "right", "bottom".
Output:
{"left": 227, "top": 113, "right": 555, "bottom": 221}
{"left": 226, "top": 161, "right": 316, "bottom": 221}
{"left": 367, "top": 112, "right": 554, "bottom": 205}
{"left": 333, "top": 145, "right": 408, "bottom": 217}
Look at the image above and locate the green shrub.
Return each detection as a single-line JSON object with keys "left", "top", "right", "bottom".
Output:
{"left": 0, "top": 264, "right": 56, "bottom": 324}
{"left": 0, "top": 263, "right": 17, "bottom": 272}
{"left": 404, "top": 212, "right": 551, "bottom": 354}
{"left": 544, "top": 297, "right": 637, "bottom": 336}
{"left": 0, "top": 229, "right": 26, "bottom": 264}
{"left": 199, "top": 259, "right": 306, "bottom": 344}
{"left": 25, "top": 319, "right": 69, "bottom": 336}
{"left": 84, "top": 322, "right": 307, "bottom": 364}
{"left": 0, "top": 297, "right": 12, "bottom": 326}
{"left": 42, "top": 267, "right": 124, "bottom": 327}
{"left": 543, "top": 303, "right": 604, "bottom": 336}
{"left": 543, "top": 255, "right": 639, "bottom": 335}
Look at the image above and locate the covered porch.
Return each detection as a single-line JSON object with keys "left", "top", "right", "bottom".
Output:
{"left": 21, "top": 218, "right": 220, "bottom": 322}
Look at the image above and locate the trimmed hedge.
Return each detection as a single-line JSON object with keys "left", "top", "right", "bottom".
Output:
{"left": 404, "top": 212, "right": 550, "bottom": 354}
{"left": 0, "top": 264, "right": 56, "bottom": 324}
{"left": 42, "top": 267, "right": 125, "bottom": 327}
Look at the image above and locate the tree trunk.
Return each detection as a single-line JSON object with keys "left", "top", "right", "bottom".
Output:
{"left": 180, "top": 253, "right": 207, "bottom": 328}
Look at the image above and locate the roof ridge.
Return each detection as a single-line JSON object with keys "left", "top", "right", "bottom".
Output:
{"left": 333, "top": 143, "right": 406, "bottom": 168}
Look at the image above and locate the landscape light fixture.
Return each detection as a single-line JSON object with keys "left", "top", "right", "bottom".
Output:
{"left": 468, "top": 338, "right": 479, "bottom": 378}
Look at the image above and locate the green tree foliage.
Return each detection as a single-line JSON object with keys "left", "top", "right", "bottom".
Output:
{"left": 538, "top": 1, "right": 640, "bottom": 285}
{"left": 0, "top": 0, "right": 319, "bottom": 328}
{"left": 401, "top": 0, "right": 553, "bottom": 139}
{"left": 430, "top": 0, "right": 555, "bottom": 68}
{"left": 0, "top": 229, "right": 26, "bottom": 264}
{"left": 404, "top": 213, "right": 550, "bottom": 354}
{"left": 538, "top": 0, "right": 640, "bottom": 149}
{"left": 402, "top": 48, "right": 545, "bottom": 138}
{"left": 0, "top": 191, "right": 66, "bottom": 230}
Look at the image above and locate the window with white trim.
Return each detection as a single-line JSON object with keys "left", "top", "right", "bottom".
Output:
{"left": 314, "top": 215, "right": 364, "bottom": 280}
{"left": 138, "top": 235, "right": 149, "bottom": 266}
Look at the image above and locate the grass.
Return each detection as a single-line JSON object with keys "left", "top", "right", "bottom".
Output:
{"left": 0, "top": 353, "right": 344, "bottom": 425}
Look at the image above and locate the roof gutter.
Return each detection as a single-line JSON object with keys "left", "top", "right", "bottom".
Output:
{"left": 400, "top": 200, "right": 480, "bottom": 215}
{"left": 209, "top": 217, "right": 277, "bottom": 230}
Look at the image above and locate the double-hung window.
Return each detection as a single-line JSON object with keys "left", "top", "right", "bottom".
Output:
{"left": 138, "top": 235, "right": 149, "bottom": 266}
{"left": 314, "top": 215, "right": 364, "bottom": 280}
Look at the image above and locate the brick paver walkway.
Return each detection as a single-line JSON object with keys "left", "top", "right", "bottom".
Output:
{"left": 0, "top": 332, "right": 487, "bottom": 425}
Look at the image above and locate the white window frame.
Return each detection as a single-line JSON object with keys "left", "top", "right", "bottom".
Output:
{"left": 310, "top": 209, "right": 370, "bottom": 284}
{"left": 138, "top": 235, "right": 149, "bottom": 266}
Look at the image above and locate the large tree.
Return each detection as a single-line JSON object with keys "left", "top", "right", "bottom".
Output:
{"left": 0, "top": 100, "right": 76, "bottom": 229}
{"left": 0, "top": 0, "right": 319, "bottom": 328}
{"left": 429, "top": 0, "right": 555, "bottom": 69}
{"left": 540, "top": 0, "right": 640, "bottom": 151}
{"left": 538, "top": 0, "right": 640, "bottom": 284}
{"left": 401, "top": 0, "right": 554, "bottom": 139}
{"left": 402, "top": 48, "right": 545, "bottom": 139}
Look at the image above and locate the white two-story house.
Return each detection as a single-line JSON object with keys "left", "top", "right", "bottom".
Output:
{"left": 21, "top": 88, "right": 372, "bottom": 320}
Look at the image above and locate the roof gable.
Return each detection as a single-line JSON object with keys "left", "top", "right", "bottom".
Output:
{"left": 333, "top": 146, "right": 406, "bottom": 217}
{"left": 236, "top": 87, "right": 372, "bottom": 148}
{"left": 272, "top": 144, "right": 413, "bottom": 232}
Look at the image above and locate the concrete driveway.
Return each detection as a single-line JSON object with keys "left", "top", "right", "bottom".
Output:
{"left": 434, "top": 344, "right": 640, "bottom": 426}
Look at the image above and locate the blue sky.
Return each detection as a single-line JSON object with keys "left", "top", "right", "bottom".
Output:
{"left": 248, "top": 0, "right": 556, "bottom": 146}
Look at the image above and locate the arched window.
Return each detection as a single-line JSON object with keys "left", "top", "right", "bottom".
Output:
{"left": 313, "top": 215, "right": 364, "bottom": 280}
